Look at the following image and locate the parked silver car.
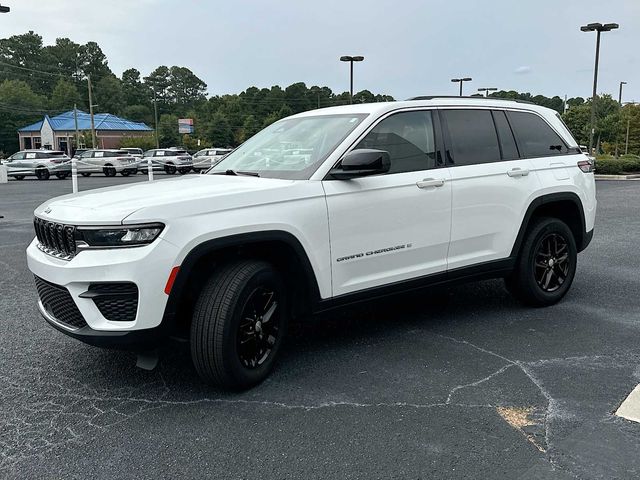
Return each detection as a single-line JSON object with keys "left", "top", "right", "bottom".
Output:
{"left": 121, "top": 147, "right": 144, "bottom": 159}
{"left": 75, "top": 149, "right": 138, "bottom": 177}
{"left": 139, "top": 148, "right": 193, "bottom": 175}
{"left": 3, "top": 150, "right": 71, "bottom": 180}
{"left": 192, "top": 148, "right": 233, "bottom": 172}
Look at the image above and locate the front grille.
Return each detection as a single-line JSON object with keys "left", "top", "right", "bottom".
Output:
{"left": 87, "top": 283, "right": 138, "bottom": 322}
{"left": 34, "top": 276, "right": 87, "bottom": 330}
{"left": 33, "top": 217, "right": 77, "bottom": 259}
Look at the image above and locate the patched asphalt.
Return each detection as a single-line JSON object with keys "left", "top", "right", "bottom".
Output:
{"left": 1, "top": 175, "right": 639, "bottom": 479}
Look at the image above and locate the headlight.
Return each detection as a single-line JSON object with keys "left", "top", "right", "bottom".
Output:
{"left": 77, "top": 223, "right": 164, "bottom": 248}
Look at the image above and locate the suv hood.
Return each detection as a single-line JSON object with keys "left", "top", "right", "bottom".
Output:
{"left": 34, "top": 175, "right": 301, "bottom": 224}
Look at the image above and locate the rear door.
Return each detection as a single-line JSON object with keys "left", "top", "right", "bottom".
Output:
{"left": 442, "top": 108, "right": 541, "bottom": 270}
{"left": 323, "top": 109, "right": 452, "bottom": 296}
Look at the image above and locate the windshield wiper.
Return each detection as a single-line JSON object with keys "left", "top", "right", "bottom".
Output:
{"left": 213, "top": 169, "right": 260, "bottom": 177}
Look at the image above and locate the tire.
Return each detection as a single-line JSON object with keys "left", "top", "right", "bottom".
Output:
{"left": 178, "top": 167, "right": 190, "bottom": 175}
{"left": 35, "top": 168, "right": 50, "bottom": 180}
{"left": 14, "top": 175, "right": 25, "bottom": 180}
{"left": 103, "top": 164, "right": 116, "bottom": 177}
{"left": 81, "top": 172, "right": 91, "bottom": 177}
{"left": 56, "top": 173, "right": 69, "bottom": 180}
{"left": 505, "top": 217, "right": 577, "bottom": 307}
{"left": 191, "top": 260, "right": 288, "bottom": 390}
{"left": 165, "top": 163, "right": 176, "bottom": 175}
{"left": 121, "top": 170, "right": 130, "bottom": 177}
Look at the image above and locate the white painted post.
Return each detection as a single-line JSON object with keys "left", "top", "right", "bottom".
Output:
{"left": 0, "top": 163, "right": 7, "bottom": 184}
{"left": 71, "top": 157, "right": 78, "bottom": 193}
{"left": 147, "top": 157, "right": 153, "bottom": 181}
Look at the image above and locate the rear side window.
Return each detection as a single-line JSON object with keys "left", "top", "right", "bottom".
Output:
{"left": 507, "top": 111, "right": 568, "bottom": 157}
{"left": 492, "top": 110, "right": 520, "bottom": 160}
{"left": 442, "top": 109, "right": 500, "bottom": 166}
{"left": 355, "top": 110, "right": 437, "bottom": 174}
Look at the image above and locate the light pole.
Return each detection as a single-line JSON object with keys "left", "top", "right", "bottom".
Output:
{"left": 0, "top": 4, "right": 10, "bottom": 13}
{"left": 339, "top": 55, "right": 364, "bottom": 104}
{"left": 614, "top": 81, "right": 627, "bottom": 157}
{"left": 581, "top": 22, "right": 619, "bottom": 155}
{"left": 451, "top": 77, "right": 472, "bottom": 96}
{"left": 478, "top": 87, "right": 498, "bottom": 97}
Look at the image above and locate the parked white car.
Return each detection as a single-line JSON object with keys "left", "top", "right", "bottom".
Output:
{"left": 121, "top": 147, "right": 144, "bottom": 160}
{"left": 3, "top": 150, "right": 71, "bottom": 180}
{"left": 192, "top": 148, "right": 233, "bottom": 172}
{"left": 27, "top": 97, "right": 596, "bottom": 390}
{"left": 139, "top": 148, "right": 193, "bottom": 175}
{"left": 75, "top": 149, "right": 138, "bottom": 177}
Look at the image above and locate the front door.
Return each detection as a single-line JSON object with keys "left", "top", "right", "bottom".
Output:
{"left": 323, "top": 110, "right": 452, "bottom": 297}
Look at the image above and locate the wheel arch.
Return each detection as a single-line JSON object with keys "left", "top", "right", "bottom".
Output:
{"left": 511, "top": 192, "right": 589, "bottom": 257}
{"left": 162, "top": 230, "right": 321, "bottom": 335}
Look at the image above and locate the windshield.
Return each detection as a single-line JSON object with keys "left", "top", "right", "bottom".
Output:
{"left": 210, "top": 114, "right": 367, "bottom": 179}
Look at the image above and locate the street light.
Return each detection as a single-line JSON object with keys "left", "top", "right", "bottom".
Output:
{"left": 614, "top": 81, "right": 627, "bottom": 157}
{"left": 478, "top": 87, "right": 498, "bottom": 97}
{"left": 580, "top": 22, "right": 619, "bottom": 155}
{"left": 340, "top": 55, "right": 365, "bottom": 104}
{"left": 0, "top": 4, "right": 10, "bottom": 13}
{"left": 451, "top": 77, "right": 472, "bottom": 96}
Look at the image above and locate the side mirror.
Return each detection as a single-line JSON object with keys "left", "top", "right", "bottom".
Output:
{"left": 329, "top": 149, "right": 391, "bottom": 180}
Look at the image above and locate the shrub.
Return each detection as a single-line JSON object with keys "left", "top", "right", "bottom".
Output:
{"left": 595, "top": 155, "right": 640, "bottom": 175}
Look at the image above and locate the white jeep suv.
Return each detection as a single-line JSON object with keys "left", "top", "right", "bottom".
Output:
{"left": 27, "top": 97, "right": 596, "bottom": 389}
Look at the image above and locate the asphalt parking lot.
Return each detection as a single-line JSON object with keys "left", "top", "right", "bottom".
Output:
{"left": 1, "top": 175, "right": 639, "bottom": 479}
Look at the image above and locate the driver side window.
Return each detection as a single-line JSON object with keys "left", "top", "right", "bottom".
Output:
{"left": 355, "top": 111, "right": 437, "bottom": 174}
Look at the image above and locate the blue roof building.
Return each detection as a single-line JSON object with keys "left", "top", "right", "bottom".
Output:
{"left": 18, "top": 110, "right": 153, "bottom": 151}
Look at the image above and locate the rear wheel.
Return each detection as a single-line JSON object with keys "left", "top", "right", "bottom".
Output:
{"left": 505, "top": 217, "right": 577, "bottom": 307}
{"left": 121, "top": 170, "right": 130, "bottom": 177}
{"left": 191, "top": 260, "right": 288, "bottom": 389}
{"left": 178, "top": 167, "right": 191, "bottom": 175}
{"left": 35, "top": 168, "right": 50, "bottom": 180}
{"left": 103, "top": 164, "right": 116, "bottom": 177}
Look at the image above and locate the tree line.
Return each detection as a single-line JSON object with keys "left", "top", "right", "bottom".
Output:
{"left": 0, "top": 31, "right": 638, "bottom": 156}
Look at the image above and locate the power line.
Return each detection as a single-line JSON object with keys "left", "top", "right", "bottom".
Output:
{"left": 0, "top": 60, "right": 74, "bottom": 78}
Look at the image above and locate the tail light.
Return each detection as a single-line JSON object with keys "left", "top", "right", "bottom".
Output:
{"left": 50, "top": 158, "right": 63, "bottom": 164}
{"left": 577, "top": 159, "right": 595, "bottom": 173}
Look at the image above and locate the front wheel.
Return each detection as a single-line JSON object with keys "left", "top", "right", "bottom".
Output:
{"left": 35, "top": 168, "right": 50, "bottom": 180}
{"left": 121, "top": 170, "right": 130, "bottom": 177}
{"left": 164, "top": 163, "right": 176, "bottom": 175}
{"left": 505, "top": 217, "right": 577, "bottom": 307}
{"left": 103, "top": 165, "right": 116, "bottom": 177}
{"left": 178, "top": 167, "right": 191, "bottom": 175}
{"left": 191, "top": 260, "right": 288, "bottom": 390}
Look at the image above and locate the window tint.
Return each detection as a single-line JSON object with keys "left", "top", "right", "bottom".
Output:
{"left": 507, "top": 111, "right": 568, "bottom": 157}
{"left": 492, "top": 110, "right": 519, "bottom": 160}
{"left": 355, "top": 111, "right": 436, "bottom": 174}
{"left": 442, "top": 109, "right": 500, "bottom": 166}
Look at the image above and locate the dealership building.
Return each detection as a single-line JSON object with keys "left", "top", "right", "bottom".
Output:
{"left": 17, "top": 110, "right": 153, "bottom": 152}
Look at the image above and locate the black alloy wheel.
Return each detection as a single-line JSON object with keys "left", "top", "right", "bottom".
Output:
{"left": 35, "top": 168, "right": 50, "bottom": 180}
{"left": 237, "top": 286, "right": 280, "bottom": 369}
{"left": 533, "top": 233, "right": 570, "bottom": 292}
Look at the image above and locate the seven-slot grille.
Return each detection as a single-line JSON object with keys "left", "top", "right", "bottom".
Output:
{"left": 33, "top": 217, "right": 77, "bottom": 259}
{"left": 34, "top": 276, "right": 87, "bottom": 330}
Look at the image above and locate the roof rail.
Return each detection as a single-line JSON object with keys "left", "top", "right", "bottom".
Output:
{"left": 406, "top": 95, "right": 536, "bottom": 105}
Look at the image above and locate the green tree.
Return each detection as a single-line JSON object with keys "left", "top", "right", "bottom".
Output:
{"left": 168, "top": 66, "right": 207, "bottom": 110}
{"left": 122, "top": 68, "right": 149, "bottom": 106}
{"left": 94, "top": 74, "right": 124, "bottom": 114}
{"left": 0, "top": 79, "right": 47, "bottom": 153}
{"left": 78, "top": 41, "right": 111, "bottom": 82}
{"left": 120, "top": 135, "right": 157, "bottom": 151}
{"left": 50, "top": 78, "right": 81, "bottom": 111}
{"left": 157, "top": 113, "right": 180, "bottom": 147}
{"left": 204, "top": 112, "right": 233, "bottom": 147}
{"left": 122, "top": 104, "right": 153, "bottom": 125}
{"left": 144, "top": 66, "right": 171, "bottom": 112}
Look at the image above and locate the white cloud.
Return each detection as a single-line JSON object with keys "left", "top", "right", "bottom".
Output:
{"left": 514, "top": 66, "right": 532, "bottom": 75}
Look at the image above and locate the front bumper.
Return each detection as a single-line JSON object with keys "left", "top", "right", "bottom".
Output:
{"left": 27, "top": 236, "right": 180, "bottom": 342}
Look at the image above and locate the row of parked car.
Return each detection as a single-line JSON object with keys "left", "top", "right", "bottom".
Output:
{"left": 0, "top": 147, "right": 232, "bottom": 180}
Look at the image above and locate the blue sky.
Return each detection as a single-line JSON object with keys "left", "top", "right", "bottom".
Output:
{"left": 2, "top": 0, "right": 639, "bottom": 102}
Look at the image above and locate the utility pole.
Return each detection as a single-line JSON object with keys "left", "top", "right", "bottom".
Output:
{"left": 73, "top": 104, "right": 80, "bottom": 151}
{"left": 87, "top": 75, "right": 96, "bottom": 148}
{"left": 153, "top": 89, "right": 160, "bottom": 148}
{"left": 614, "top": 81, "right": 627, "bottom": 157}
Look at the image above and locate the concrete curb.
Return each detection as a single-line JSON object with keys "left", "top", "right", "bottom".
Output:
{"left": 595, "top": 174, "right": 640, "bottom": 181}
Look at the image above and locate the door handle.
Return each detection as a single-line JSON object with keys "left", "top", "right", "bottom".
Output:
{"left": 416, "top": 178, "right": 445, "bottom": 189}
{"left": 507, "top": 168, "right": 529, "bottom": 177}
